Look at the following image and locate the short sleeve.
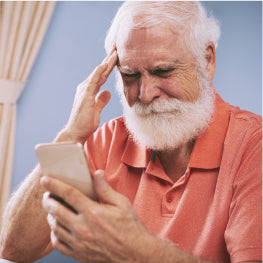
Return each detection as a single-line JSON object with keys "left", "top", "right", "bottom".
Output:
{"left": 224, "top": 127, "right": 262, "bottom": 262}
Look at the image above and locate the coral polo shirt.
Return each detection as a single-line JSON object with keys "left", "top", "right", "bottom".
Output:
{"left": 86, "top": 93, "right": 262, "bottom": 262}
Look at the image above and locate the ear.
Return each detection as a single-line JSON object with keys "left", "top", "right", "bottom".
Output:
{"left": 205, "top": 41, "right": 216, "bottom": 80}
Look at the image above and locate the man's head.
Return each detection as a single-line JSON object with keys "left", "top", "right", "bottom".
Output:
{"left": 105, "top": 1, "right": 221, "bottom": 151}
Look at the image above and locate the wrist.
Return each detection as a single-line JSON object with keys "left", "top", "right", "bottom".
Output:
{"left": 138, "top": 234, "right": 212, "bottom": 263}
{"left": 139, "top": 234, "right": 167, "bottom": 263}
{"left": 53, "top": 128, "right": 87, "bottom": 145}
{"left": 136, "top": 232, "right": 184, "bottom": 263}
{"left": 131, "top": 230, "right": 167, "bottom": 263}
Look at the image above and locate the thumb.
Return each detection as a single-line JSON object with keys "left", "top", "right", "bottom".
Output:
{"left": 93, "top": 170, "right": 120, "bottom": 205}
{"left": 95, "top": 90, "right": 111, "bottom": 113}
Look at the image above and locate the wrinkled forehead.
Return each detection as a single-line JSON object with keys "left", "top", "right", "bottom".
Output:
{"left": 114, "top": 11, "right": 190, "bottom": 55}
{"left": 116, "top": 25, "right": 188, "bottom": 65}
{"left": 115, "top": 20, "right": 179, "bottom": 46}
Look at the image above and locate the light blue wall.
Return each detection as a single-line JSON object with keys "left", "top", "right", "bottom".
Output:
{"left": 11, "top": 2, "right": 261, "bottom": 262}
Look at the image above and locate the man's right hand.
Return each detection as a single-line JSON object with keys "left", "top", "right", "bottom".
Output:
{"left": 58, "top": 47, "right": 118, "bottom": 144}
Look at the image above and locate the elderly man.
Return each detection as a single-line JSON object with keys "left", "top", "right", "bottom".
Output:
{"left": 0, "top": 1, "right": 261, "bottom": 263}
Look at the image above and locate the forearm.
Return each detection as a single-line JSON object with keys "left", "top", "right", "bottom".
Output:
{"left": 142, "top": 233, "right": 214, "bottom": 263}
{"left": 0, "top": 131, "right": 75, "bottom": 262}
{"left": 0, "top": 165, "right": 51, "bottom": 262}
{"left": 54, "top": 128, "right": 85, "bottom": 144}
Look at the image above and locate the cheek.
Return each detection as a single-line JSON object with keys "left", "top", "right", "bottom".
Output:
{"left": 167, "top": 71, "right": 199, "bottom": 102}
{"left": 181, "top": 74, "right": 199, "bottom": 102}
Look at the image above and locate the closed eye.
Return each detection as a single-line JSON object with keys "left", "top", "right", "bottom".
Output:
{"left": 150, "top": 68, "right": 175, "bottom": 77}
{"left": 121, "top": 72, "right": 140, "bottom": 80}
{"left": 123, "top": 72, "right": 139, "bottom": 77}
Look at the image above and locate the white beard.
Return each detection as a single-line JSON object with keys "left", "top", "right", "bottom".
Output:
{"left": 115, "top": 71, "right": 215, "bottom": 151}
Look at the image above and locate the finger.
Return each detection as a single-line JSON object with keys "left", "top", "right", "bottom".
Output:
{"left": 103, "top": 50, "right": 118, "bottom": 78}
{"left": 47, "top": 213, "right": 70, "bottom": 233}
{"left": 85, "top": 48, "right": 116, "bottom": 86}
{"left": 93, "top": 170, "right": 124, "bottom": 205}
{"left": 85, "top": 63, "right": 109, "bottom": 96}
{"left": 50, "top": 230, "right": 73, "bottom": 257}
{"left": 81, "top": 49, "right": 117, "bottom": 97}
{"left": 98, "top": 46, "right": 118, "bottom": 84}
{"left": 102, "top": 44, "right": 116, "bottom": 64}
{"left": 42, "top": 192, "right": 77, "bottom": 228}
{"left": 41, "top": 176, "right": 96, "bottom": 213}
{"left": 95, "top": 90, "right": 111, "bottom": 113}
{"left": 47, "top": 214, "right": 74, "bottom": 248}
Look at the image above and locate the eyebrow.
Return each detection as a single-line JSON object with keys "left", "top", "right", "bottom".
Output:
{"left": 117, "top": 65, "right": 134, "bottom": 73}
{"left": 154, "top": 60, "right": 185, "bottom": 68}
{"left": 117, "top": 60, "right": 183, "bottom": 73}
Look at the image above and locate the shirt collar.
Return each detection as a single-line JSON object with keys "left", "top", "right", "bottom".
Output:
{"left": 121, "top": 90, "right": 230, "bottom": 170}
{"left": 121, "top": 135, "right": 151, "bottom": 168}
{"left": 189, "top": 92, "right": 230, "bottom": 169}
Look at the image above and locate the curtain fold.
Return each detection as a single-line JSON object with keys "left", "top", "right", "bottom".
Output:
{"left": 0, "top": 1, "right": 56, "bottom": 224}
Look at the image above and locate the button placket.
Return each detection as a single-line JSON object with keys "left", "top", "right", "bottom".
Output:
{"left": 162, "top": 188, "right": 178, "bottom": 216}
{"left": 166, "top": 195, "right": 173, "bottom": 203}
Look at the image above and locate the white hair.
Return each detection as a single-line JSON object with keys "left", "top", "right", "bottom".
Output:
{"left": 105, "top": 1, "right": 220, "bottom": 68}
{"left": 104, "top": 1, "right": 219, "bottom": 150}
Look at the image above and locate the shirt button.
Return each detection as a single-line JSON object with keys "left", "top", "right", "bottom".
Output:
{"left": 167, "top": 196, "right": 173, "bottom": 203}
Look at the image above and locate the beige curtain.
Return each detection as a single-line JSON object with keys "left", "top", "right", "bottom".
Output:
{"left": 0, "top": 1, "right": 56, "bottom": 221}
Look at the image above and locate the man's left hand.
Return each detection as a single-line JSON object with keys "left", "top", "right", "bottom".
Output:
{"left": 41, "top": 170, "right": 152, "bottom": 262}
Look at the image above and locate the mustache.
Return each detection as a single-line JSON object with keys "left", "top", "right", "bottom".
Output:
{"left": 132, "top": 97, "right": 192, "bottom": 116}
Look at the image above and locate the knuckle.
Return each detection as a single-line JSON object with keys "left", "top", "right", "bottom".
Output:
{"left": 100, "top": 74, "right": 108, "bottom": 83}
{"left": 73, "top": 224, "right": 90, "bottom": 240}
{"left": 89, "top": 77, "right": 99, "bottom": 87}
{"left": 74, "top": 240, "right": 86, "bottom": 252}
{"left": 89, "top": 207, "right": 99, "bottom": 217}
{"left": 73, "top": 224, "right": 84, "bottom": 236}
{"left": 61, "top": 187, "right": 75, "bottom": 202}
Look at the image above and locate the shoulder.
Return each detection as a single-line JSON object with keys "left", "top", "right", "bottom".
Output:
{"left": 88, "top": 116, "right": 128, "bottom": 142}
{"left": 221, "top": 104, "right": 262, "bottom": 184}
{"left": 226, "top": 105, "right": 262, "bottom": 147}
{"left": 229, "top": 105, "right": 261, "bottom": 129}
{"left": 217, "top": 102, "right": 262, "bottom": 182}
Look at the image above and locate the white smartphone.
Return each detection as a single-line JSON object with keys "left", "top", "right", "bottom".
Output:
{"left": 35, "top": 142, "right": 96, "bottom": 201}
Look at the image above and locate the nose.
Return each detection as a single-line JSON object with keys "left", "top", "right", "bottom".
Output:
{"left": 139, "top": 74, "right": 161, "bottom": 104}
